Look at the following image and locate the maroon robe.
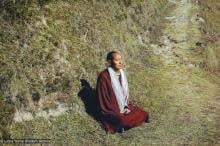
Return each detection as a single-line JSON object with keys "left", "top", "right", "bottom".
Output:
{"left": 96, "top": 69, "right": 149, "bottom": 133}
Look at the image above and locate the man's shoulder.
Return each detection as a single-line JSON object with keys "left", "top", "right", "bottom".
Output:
{"left": 98, "top": 68, "right": 109, "bottom": 79}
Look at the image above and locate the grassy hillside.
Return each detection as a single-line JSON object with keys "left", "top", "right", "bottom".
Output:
{"left": 0, "top": 0, "right": 169, "bottom": 111}
{"left": 0, "top": 0, "right": 169, "bottom": 140}
{"left": 198, "top": 0, "right": 220, "bottom": 72}
{"left": 0, "top": 0, "right": 219, "bottom": 145}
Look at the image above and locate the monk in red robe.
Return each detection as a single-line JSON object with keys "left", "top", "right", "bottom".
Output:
{"left": 96, "top": 51, "right": 149, "bottom": 134}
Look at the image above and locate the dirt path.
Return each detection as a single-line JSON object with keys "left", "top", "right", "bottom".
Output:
{"left": 149, "top": 0, "right": 220, "bottom": 144}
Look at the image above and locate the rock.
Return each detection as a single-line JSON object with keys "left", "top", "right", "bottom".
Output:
{"left": 41, "top": 17, "right": 48, "bottom": 27}
{"left": 183, "top": 57, "right": 189, "bottom": 62}
{"left": 14, "top": 109, "right": 34, "bottom": 122}
{"left": 191, "top": 14, "right": 205, "bottom": 23}
{"left": 188, "top": 64, "right": 194, "bottom": 69}
{"left": 165, "top": 16, "right": 176, "bottom": 20}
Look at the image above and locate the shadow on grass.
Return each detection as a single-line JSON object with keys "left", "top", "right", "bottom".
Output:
{"left": 78, "top": 79, "right": 101, "bottom": 122}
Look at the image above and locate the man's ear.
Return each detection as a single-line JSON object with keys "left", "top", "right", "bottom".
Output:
{"left": 107, "top": 60, "right": 111, "bottom": 65}
{"left": 105, "top": 60, "right": 111, "bottom": 67}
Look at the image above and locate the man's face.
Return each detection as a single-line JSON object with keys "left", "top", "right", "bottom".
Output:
{"left": 111, "top": 53, "right": 123, "bottom": 71}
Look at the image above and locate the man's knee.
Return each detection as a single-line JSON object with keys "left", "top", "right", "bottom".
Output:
{"left": 119, "top": 116, "right": 130, "bottom": 127}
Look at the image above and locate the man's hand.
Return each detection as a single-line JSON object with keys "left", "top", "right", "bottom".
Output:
{"left": 124, "top": 108, "right": 131, "bottom": 114}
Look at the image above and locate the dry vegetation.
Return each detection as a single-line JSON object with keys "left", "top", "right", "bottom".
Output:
{"left": 198, "top": 0, "right": 220, "bottom": 72}
{"left": 0, "top": 0, "right": 219, "bottom": 145}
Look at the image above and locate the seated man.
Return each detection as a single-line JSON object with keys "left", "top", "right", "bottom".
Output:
{"left": 96, "top": 51, "right": 149, "bottom": 134}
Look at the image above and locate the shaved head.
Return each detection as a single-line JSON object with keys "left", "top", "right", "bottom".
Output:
{"left": 106, "top": 51, "right": 121, "bottom": 62}
{"left": 106, "top": 51, "right": 123, "bottom": 72}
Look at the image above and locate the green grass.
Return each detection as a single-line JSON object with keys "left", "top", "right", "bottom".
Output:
{"left": 0, "top": 0, "right": 220, "bottom": 145}
{"left": 0, "top": 0, "right": 169, "bottom": 112}
{"left": 0, "top": 91, "right": 14, "bottom": 139}
{"left": 199, "top": 0, "right": 220, "bottom": 72}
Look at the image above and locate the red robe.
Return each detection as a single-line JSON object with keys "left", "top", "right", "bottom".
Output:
{"left": 96, "top": 69, "right": 149, "bottom": 133}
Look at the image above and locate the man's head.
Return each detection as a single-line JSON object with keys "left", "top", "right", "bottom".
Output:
{"left": 106, "top": 51, "right": 123, "bottom": 72}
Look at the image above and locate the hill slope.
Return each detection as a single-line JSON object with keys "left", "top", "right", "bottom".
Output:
{"left": 0, "top": 0, "right": 219, "bottom": 145}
